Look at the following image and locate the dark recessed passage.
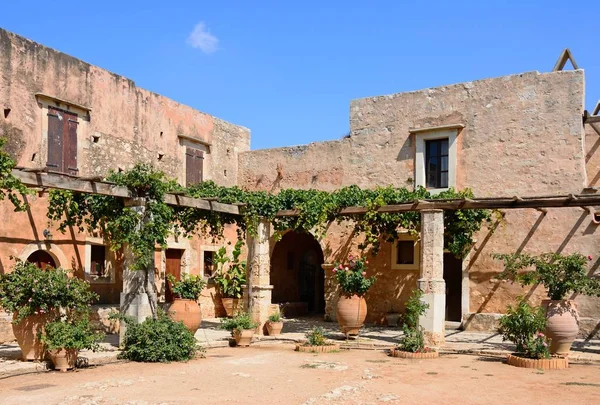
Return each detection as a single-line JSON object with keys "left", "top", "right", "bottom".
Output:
{"left": 31, "top": 153, "right": 37, "bottom": 162}
{"left": 3, "top": 108, "right": 10, "bottom": 118}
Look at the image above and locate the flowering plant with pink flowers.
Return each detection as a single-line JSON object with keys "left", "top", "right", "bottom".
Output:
{"left": 0, "top": 261, "right": 98, "bottom": 323}
{"left": 333, "top": 255, "right": 375, "bottom": 297}
{"left": 525, "top": 332, "right": 551, "bottom": 359}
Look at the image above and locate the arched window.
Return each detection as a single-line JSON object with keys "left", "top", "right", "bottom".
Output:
{"left": 26, "top": 250, "right": 57, "bottom": 270}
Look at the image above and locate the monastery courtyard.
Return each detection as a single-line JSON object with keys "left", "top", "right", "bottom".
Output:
{"left": 1, "top": 345, "right": 599, "bottom": 405}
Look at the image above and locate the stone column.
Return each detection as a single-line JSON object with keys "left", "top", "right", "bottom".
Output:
{"left": 246, "top": 219, "right": 272, "bottom": 335}
{"left": 418, "top": 209, "right": 446, "bottom": 347}
{"left": 119, "top": 198, "right": 158, "bottom": 344}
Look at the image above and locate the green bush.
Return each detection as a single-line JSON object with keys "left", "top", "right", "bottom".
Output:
{"left": 213, "top": 241, "right": 246, "bottom": 299}
{"left": 41, "top": 317, "right": 104, "bottom": 351}
{"left": 403, "top": 289, "right": 428, "bottom": 328}
{"left": 268, "top": 312, "right": 282, "bottom": 322}
{"left": 400, "top": 325, "right": 425, "bottom": 353}
{"left": 499, "top": 297, "right": 547, "bottom": 355}
{"left": 220, "top": 312, "right": 258, "bottom": 332}
{"left": 0, "top": 261, "right": 98, "bottom": 322}
{"left": 118, "top": 312, "right": 200, "bottom": 362}
{"left": 332, "top": 255, "right": 375, "bottom": 297}
{"left": 167, "top": 273, "right": 206, "bottom": 300}
{"left": 305, "top": 327, "right": 326, "bottom": 346}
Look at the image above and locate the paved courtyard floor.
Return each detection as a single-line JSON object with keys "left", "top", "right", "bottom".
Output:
{"left": 2, "top": 345, "right": 600, "bottom": 405}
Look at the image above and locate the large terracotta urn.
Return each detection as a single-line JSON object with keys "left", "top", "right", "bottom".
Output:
{"left": 336, "top": 295, "right": 367, "bottom": 336}
{"left": 12, "top": 312, "right": 56, "bottom": 361}
{"left": 543, "top": 300, "right": 579, "bottom": 356}
{"left": 168, "top": 299, "right": 202, "bottom": 333}
{"left": 48, "top": 348, "right": 78, "bottom": 372}
{"left": 222, "top": 298, "right": 242, "bottom": 318}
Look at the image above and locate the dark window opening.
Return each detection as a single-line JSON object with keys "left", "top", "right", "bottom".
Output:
{"left": 203, "top": 251, "right": 215, "bottom": 278}
{"left": 90, "top": 245, "right": 109, "bottom": 281}
{"left": 396, "top": 241, "right": 415, "bottom": 265}
{"left": 27, "top": 250, "right": 56, "bottom": 270}
{"left": 425, "top": 138, "right": 449, "bottom": 189}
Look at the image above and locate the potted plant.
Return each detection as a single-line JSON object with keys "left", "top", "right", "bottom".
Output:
{"left": 385, "top": 303, "right": 401, "bottom": 327}
{"left": 494, "top": 252, "right": 600, "bottom": 355}
{"left": 390, "top": 289, "right": 437, "bottom": 359}
{"left": 333, "top": 255, "right": 375, "bottom": 336}
{"left": 41, "top": 316, "right": 104, "bottom": 372}
{"left": 265, "top": 310, "right": 284, "bottom": 336}
{"left": 295, "top": 326, "right": 340, "bottom": 353}
{"left": 220, "top": 312, "right": 258, "bottom": 347}
{"left": 166, "top": 273, "right": 206, "bottom": 333}
{"left": 0, "top": 261, "right": 98, "bottom": 361}
{"left": 213, "top": 241, "right": 246, "bottom": 317}
{"left": 499, "top": 298, "right": 567, "bottom": 369}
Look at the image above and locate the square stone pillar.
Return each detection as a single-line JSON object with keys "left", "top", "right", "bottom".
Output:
{"left": 246, "top": 219, "right": 273, "bottom": 335}
{"left": 119, "top": 198, "right": 157, "bottom": 344}
{"left": 418, "top": 209, "right": 446, "bottom": 347}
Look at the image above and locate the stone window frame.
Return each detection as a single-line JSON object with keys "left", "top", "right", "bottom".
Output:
{"left": 391, "top": 234, "right": 420, "bottom": 270}
{"left": 413, "top": 126, "right": 461, "bottom": 194}
{"left": 84, "top": 237, "right": 116, "bottom": 284}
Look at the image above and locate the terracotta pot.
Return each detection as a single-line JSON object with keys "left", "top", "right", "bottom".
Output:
{"left": 12, "top": 312, "right": 56, "bottom": 361}
{"left": 222, "top": 298, "right": 242, "bottom": 318}
{"left": 266, "top": 321, "right": 283, "bottom": 336}
{"left": 543, "top": 300, "right": 579, "bottom": 356}
{"left": 48, "top": 348, "right": 78, "bottom": 372}
{"left": 506, "top": 354, "right": 568, "bottom": 370}
{"left": 385, "top": 313, "right": 401, "bottom": 327}
{"left": 233, "top": 329, "right": 254, "bottom": 347}
{"left": 168, "top": 298, "right": 202, "bottom": 333}
{"left": 336, "top": 295, "right": 367, "bottom": 336}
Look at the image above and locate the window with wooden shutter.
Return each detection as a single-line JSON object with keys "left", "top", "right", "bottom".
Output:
{"left": 46, "top": 107, "right": 78, "bottom": 175}
{"left": 185, "top": 147, "right": 204, "bottom": 186}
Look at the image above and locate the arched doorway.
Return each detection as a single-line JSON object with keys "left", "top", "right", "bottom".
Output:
{"left": 270, "top": 231, "right": 325, "bottom": 316}
{"left": 27, "top": 250, "right": 57, "bottom": 269}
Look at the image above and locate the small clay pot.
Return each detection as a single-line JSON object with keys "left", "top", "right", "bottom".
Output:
{"left": 266, "top": 321, "right": 283, "bottom": 336}
{"left": 48, "top": 348, "right": 78, "bottom": 372}
{"left": 233, "top": 329, "right": 254, "bottom": 347}
{"left": 222, "top": 298, "right": 242, "bottom": 318}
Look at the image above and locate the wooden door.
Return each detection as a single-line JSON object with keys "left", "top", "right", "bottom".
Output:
{"left": 27, "top": 250, "right": 57, "bottom": 270}
{"left": 165, "top": 249, "right": 183, "bottom": 303}
{"left": 47, "top": 107, "right": 78, "bottom": 175}
{"left": 443, "top": 253, "right": 463, "bottom": 322}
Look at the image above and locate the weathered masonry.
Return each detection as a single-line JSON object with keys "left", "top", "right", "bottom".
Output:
{"left": 1, "top": 26, "right": 600, "bottom": 343}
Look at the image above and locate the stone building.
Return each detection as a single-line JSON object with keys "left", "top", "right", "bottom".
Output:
{"left": 1, "top": 27, "right": 599, "bottom": 342}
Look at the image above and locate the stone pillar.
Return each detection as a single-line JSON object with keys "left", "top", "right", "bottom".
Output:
{"left": 418, "top": 209, "right": 446, "bottom": 347}
{"left": 246, "top": 219, "right": 272, "bottom": 335}
{"left": 119, "top": 198, "right": 157, "bottom": 344}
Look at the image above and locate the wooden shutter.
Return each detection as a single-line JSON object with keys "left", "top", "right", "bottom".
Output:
{"left": 65, "top": 115, "right": 78, "bottom": 175}
{"left": 47, "top": 108, "right": 63, "bottom": 170}
{"left": 185, "top": 147, "right": 204, "bottom": 186}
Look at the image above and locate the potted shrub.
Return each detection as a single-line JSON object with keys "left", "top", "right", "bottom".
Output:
{"left": 220, "top": 312, "right": 258, "bottom": 347}
{"left": 0, "top": 261, "right": 98, "bottom": 361}
{"left": 390, "top": 289, "right": 437, "bottom": 359}
{"left": 41, "top": 316, "right": 104, "bottom": 372}
{"left": 213, "top": 241, "right": 246, "bottom": 317}
{"left": 295, "top": 326, "right": 340, "bottom": 353}
{"left": 265, "top": 310, "right": 284, "bottom": 336}
{"left": 499, "top": 298, "right": 567, "bottom": 369}
{"left": 167, "top": 273, "right": 206, "bottom": 333}
{"left": 333, "top": 255, "right": 375, "bottom": 336}
{"left": 494, "top": 252, "right": 600, "bottom": 355}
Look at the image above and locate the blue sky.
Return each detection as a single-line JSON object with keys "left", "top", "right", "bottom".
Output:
{"left": 1, "top": 1, "right": 599, "bottom": 150}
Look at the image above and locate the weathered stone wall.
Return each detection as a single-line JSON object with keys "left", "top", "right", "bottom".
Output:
{"left": 239, "top": 69, "right": 600, "bottom": 336}
{"left": 0, "top": 29, "right": 249, "bottom": 341}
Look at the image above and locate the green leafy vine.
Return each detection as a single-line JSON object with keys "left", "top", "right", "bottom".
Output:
{"left": 0, "top": 137, "right": 31, "bottom": 211}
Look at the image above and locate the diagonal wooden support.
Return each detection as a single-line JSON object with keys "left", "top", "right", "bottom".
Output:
{"left": 553, "top": 48, "right": 579, "bottom": 71}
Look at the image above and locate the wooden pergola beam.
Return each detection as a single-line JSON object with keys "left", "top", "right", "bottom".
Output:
{"left": 12, "top": 169, "right": 241, "bottom": 215}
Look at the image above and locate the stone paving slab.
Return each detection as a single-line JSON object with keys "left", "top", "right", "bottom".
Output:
{"left": 2, "top": 317, "right": 600, "bottom": 378}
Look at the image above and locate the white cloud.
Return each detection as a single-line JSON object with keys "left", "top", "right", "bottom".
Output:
{"left": 186, "top": 22, "right": 219, "bottom": 54}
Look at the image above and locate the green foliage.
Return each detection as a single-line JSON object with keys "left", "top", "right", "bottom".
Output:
{"left": 41, "top": 316, "right": 104, "bottom": 351}
{"left": 493, "top": 252, "right": 600, "bottom": 300}
{"left": 117, "top": 311, "right": 199, "bottom": 362}
{"left": 499, "top": 297, "right": 547, "bottom": 355}
{"left": 402, "top": 289, "right": 428, "bottom": 328}
{"left": 268, "top": 312, "right": 282, "bottom": 322}
{"left": 333, "top": 255, "right": 375, "bottom": 297}
{"left": 400, "top": 325, "right": 427, "bottom": 353}
{"left": 167, "top": 273, "right": 206, "bottom": 300}
{"left": 220, "top": 312, "right": 258, "bottom": 332}
{"left": 213, "top": 240, "right": 247, "bottom": 299}
{"left": 305, "top": 326, "right": 326, "bottom": 346}
{"left": 0, "top": 137, "right": 31, "bottom": 211}
{"left": 0, "top": 261, "right": 98, "bottom": 322}
{"left": 524, "top": 332, "right": 551, "bottom": 359}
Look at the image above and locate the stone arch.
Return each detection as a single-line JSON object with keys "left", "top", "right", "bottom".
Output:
{"left": 17, "top": 242, "right": 68, "bottom": 269}
{"left": 270, "top": 231, "right": 325, "bottom": 316}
